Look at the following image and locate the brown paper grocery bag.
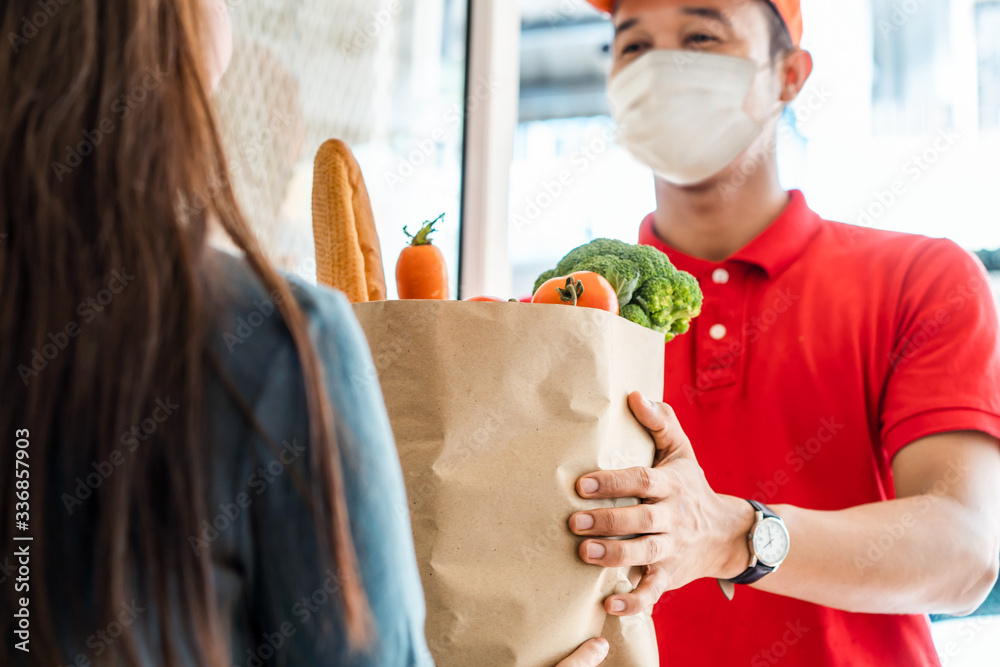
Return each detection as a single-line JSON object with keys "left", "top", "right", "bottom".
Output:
{"left": 353, "top": 301, "right": 662, "bottom": 667}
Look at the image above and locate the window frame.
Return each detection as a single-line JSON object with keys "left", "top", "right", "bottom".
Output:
{"left": 458, "top": 0, "right": 520, "bottom": 298}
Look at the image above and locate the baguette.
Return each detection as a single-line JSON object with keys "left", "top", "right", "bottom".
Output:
{"left": 311, "top": 139, "right": 386, "bottom": 302}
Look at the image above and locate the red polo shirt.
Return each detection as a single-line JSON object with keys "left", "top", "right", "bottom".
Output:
{"left": 639, "top": 190, "right": 1000, "bottom": 667}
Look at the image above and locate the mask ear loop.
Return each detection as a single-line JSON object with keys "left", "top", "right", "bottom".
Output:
{"left": 744, "top": 57, "right": 791, "bottom": 130}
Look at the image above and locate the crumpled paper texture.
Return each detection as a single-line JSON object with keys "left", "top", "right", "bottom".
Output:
{"left": 353, "top": 301, "right": 663, "bottom": 667}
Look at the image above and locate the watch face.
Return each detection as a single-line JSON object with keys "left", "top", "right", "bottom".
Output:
{"left": 753, "top": 517, "right": 790, "bottom": 567}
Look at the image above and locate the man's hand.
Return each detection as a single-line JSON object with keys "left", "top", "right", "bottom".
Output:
{"left": 555, "top": 638, "right": 609, "bottom": 667}
{"left": 569, "top": 391, "right": 754, "bottom": 616}
{"left": 570, "top": 395, "right": 1000, "bottom": 617}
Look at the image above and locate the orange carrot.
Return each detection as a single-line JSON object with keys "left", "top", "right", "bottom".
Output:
{"left": 396, "top": 214, "right": 449, "bottom": 300}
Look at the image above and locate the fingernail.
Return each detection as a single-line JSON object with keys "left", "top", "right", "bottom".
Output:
{"left": 610, "top": 599, "right": 626, "bottom": 613}
{"left": 594, "top": 637, "right": 610, "bottom": 654}
{"left": 642, "top": 394, "right": 653, "bottom": 407}
{"left": 575, "top": 513, "right": 594, "bottom": 531}
{"left": 580, "top": 477, "right": 599, "bottom": 494}
{"left": 586, "top": 542, "right": 606, "bottom": 560}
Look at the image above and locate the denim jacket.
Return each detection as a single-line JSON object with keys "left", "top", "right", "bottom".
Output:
{"left": 199, "top": 249, "right": 433, "bottom": 666}
{"left": 40, "top": 249, "right": 432, "bottom": 666}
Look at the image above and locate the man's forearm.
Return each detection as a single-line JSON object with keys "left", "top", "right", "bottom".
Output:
{"left": 746, "top": 494, "right": 998, "bottom": 616}
{"left": 572, "top": 406, "right": 1000, "bottom": 621}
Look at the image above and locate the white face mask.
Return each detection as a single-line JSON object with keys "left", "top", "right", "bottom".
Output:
{"left": 608, "top": 49, "right": 779, "bottom": 186}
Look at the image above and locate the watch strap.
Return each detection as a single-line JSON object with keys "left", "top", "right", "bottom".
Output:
{"left": 728, "top": 560, "right": 775, "bottom": 585}
{"left": 726, "top": 500, "right": 780, "bottom": 585}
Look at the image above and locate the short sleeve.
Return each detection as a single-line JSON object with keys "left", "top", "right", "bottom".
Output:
{"left": 880, "top": 239, "right": 1000, "bottom": 461}
{"left": 250, "top": 283, "right": 433, "bottom": 666}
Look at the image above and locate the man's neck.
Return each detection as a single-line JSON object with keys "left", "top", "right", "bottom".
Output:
{"left": 651, "top": 159, "right": 789, "bottom": 262}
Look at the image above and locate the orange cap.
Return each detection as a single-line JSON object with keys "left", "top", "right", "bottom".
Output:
{"left": 584, "top": 0, "right": 803, "bottom": 46}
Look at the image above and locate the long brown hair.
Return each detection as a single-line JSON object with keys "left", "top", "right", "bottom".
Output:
{"left": 0, "top": 1, "right": 369, "bottom": 664}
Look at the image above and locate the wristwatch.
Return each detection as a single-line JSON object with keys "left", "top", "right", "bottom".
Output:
{"left": 717, "top": 500, "right": 790, "bottom": 600}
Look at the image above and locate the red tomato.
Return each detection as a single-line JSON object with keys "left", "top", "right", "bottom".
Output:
{"left": 531, "top": 271, "right": 619, "bottom": 316}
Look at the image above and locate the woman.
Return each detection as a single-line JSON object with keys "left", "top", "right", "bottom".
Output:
{"left": 0, "top": 1, "right": 608, "bottom": 665}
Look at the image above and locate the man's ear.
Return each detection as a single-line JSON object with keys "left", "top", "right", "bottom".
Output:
{"left": 779, "top": 49, "right": 814, "bottom": 103}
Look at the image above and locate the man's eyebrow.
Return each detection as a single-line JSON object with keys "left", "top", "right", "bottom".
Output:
{"left": 614, "top": 17, "right": 640, "bottom": 36}
{"left": 680, "top": 7, "right": 733, "bottom": 26}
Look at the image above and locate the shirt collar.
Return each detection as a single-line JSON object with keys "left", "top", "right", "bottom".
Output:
{"left": 637, "top": 190, "right": 823, "bottom": 279}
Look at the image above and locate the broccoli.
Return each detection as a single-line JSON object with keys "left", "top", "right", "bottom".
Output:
{"left": 534, "top": 238, "right": 703, "bottom": 341}
{"left": 555, "top": 238, "right": 631, "bottom": 276}
{"left": 633, "top": 271, "right": 702, "bottom": 340}
{"left": 620, "top": 303, "right": 651, "bottom": 329}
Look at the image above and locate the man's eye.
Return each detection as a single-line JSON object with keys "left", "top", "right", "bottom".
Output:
{"left": 620, "top": 42, "right": 650, "bottom": 57}
{"left": 684, "top": 33, "right": 720, "bottom": 46}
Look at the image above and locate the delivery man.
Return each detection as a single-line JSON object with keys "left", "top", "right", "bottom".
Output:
{"left": 565, "top": 1, "right": 1000, "bottom": 665}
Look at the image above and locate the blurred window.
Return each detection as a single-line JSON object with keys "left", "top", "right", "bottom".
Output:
{"left": 215, "top": 0, "right": 469, "bottom": 298}
{"left": 509, "top": 0, "right": 1000, "bottom": 298}
{"left": 871, "top": 0, "right": 953, "bottom": 135}
{"left": 978, "top": 2, "right": 1000, "bottom": 130}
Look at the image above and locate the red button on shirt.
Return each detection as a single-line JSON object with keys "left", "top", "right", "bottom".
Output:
{"left": 638, "top": 190, "right": 1000, "bottom": 667}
